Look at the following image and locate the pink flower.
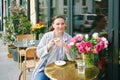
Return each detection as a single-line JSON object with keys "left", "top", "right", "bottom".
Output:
{"left": 85, "top": 42, "right": 92, "bottom": 53}
{"left": 68, "top": 33, "right": 109, "bottom": 55}
{"left": 94, "top": 42, "right": 104, "bottom": 52}
{"left": 68, "top": 42, "right": 74, "bottom": 49}
{"left": 76, "top": 36, "right": 83, "bottom": 41}
{"left": 93, "top": 49, "right": 99, "bottom": 54}
{"left": 76, "top": 41, "right": 86, "bottom": 53}
{"left": 104, "top": 40, "right": 109, "bottom": 48}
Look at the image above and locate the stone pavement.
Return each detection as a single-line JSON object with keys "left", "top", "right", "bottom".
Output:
{"left": 0, "top": 39, "right": 32, "bottom": 80}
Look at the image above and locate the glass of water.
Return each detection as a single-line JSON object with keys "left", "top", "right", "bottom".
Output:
{"left": 23, "top": 38, "right": 28, "bottom": 46}
{"left": 76, "top": 59, "right": 85, "bottom": 74}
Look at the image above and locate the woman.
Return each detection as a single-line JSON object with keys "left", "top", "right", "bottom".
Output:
{"left": 32, "top": 15, "right": 75, "bottom": 80}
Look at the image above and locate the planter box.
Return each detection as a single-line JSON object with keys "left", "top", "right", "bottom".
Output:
{"left": 8, "top": 45, "right": 18, "bottom": 62}
{"left": 10, "top": 49, "right": 18, "bottom": 62}
{"left": 8, "top": 45, "right": 17, "bottom": 53}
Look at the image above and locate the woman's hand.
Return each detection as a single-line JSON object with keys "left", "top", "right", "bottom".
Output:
{"left": 54, "top": 38, "right": 63, "bottom": 46}
{"left": 54, "top": 38, "right": 69, "bottom": 52}
{"left": 47, "top": 39, "right": 55, "bottom": 51}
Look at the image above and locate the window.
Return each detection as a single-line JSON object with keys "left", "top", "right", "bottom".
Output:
{"left": 64, "top": 0, "right": 67, "bottom": 6}
{"left": 87, "top": 16, "right": 96, "bottom": 20}
{"left": 82, "top": 0, "right": 86, "bottom": 6}
{"left": 74, "top": 15, "right": 84, "bottom": 20}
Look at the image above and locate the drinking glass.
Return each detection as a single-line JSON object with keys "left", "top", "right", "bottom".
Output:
{"left": 76, "top": 60, "right": 85, "bottom": 74}
{"left": 23, "top": 38, "right": 28, "bottom": 46}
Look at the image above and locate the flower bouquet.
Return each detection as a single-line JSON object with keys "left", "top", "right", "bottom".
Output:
{"left": 32, "top": 22, "right": 46, "bottom": 40}
{"left": 68, "top": 33, "right": 109, "bottom": 67}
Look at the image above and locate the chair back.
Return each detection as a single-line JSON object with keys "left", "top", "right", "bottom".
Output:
{"left": 25, "top": 47, "right": 37, "bottom": 61}
{"left": 22, "top": 47, "right": 39, "bottom": 80}
{"left": 17, "top": 34, "right": 34, "bottom": 41}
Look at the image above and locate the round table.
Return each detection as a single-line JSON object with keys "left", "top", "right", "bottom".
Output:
{"left": 13, "top": 40, "right": 39, "bottom": 47}
{"left": 45, "top": 61, "right": 99, "bottom": 80}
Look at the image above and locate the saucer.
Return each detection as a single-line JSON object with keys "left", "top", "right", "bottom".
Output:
{"left": 55, "top": 60, "right": 66, "bottom": 66}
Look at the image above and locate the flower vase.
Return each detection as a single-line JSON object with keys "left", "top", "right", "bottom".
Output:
{"left": 38, "top": 33, "right": 43, "bottom": 40}
{"left": 35, "top": 33, "right": 43, "bottom": 40}
{"left": 83, "top": 53, "right": 94, "bottom": 67}
{"left": 35, "top": 33, "right": 39, "bottom": 40}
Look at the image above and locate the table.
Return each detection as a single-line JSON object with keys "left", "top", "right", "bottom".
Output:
{"left": 13, "top": 40, "right": 39, "bottom": 68}
{"left": 13, "top": 40, "right": 39, "bottom": 80}
{"left": 45, "top": 61, "right": 99, "bottom": 80}
{"left": 13, "top": 40, "right": 39, "bottom": 47}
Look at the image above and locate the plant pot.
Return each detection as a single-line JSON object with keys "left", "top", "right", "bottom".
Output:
{"left": 10, "top": 49, "right": 18, "bottom": 62}
{"left": 7, "top": 45, "right": 17, "bottom": 58}
{"left": 7, "top": 53, "right": 12, "bottom": 58}
{"left": 35, "top": 33, "right": 43, "bottom": 40}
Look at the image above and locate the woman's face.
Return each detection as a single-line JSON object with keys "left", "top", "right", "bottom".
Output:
{"left": 52, "top": 18, "right": 66, "bottom": 33}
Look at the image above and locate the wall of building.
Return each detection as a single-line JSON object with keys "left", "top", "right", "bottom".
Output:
{"left": 30, "top": 0, "right": 36, "bottom": 26}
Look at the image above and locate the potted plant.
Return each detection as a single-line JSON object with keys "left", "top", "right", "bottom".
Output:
{"left": 32, "top": 21, "right": 47, "bottom": 40}
{"left": 2, "top": 16, "right": 16, "bottom": 58}
{"left": 3, "top": 3, "right": 32, "bottom": 60}
{"left": 3, "top": 17, "right": 15, "bottom": 43}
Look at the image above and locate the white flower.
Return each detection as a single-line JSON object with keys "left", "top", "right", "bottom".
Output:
{"left": 69, "top": 42, "right": 74, "bottom": 46}
{"left": 76, "top": 34, "right": 83, "bottom": 38}
{"left": 101, "top": 37, "right": 109, "bottom": 48}
{"left": 92, "top": 33, "right": 99, "bottom": 39}
{"left": 101, "top": 37, "right": 107, "bottom": 41}
{"left": 84, "top": 34, "right": 89, "bottom": 40}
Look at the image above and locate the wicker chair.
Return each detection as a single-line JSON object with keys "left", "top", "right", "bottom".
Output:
{"left": 22, "top": 47, "right": 39, "bottom": 80}
{"left": 17, "top": 34, "right": 34, "bottom": 42}
{"left": 17, "top": 34, "right": 35, "bottom": 70}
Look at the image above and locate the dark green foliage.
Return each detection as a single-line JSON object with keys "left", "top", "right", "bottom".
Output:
{"left": 3, "top": 14, "right": 32, "bottom": 45}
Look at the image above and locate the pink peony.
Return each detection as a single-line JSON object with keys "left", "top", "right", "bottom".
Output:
{"left": 68, "top": 33, "right": 109, "bottom": 55}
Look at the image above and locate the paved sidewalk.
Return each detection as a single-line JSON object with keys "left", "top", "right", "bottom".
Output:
{"left": 0, "top": 39, "right": 32, "bottom": 80}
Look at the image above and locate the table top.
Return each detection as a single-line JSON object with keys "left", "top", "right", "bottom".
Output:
{"left": 45, "top": 61, "right": 99, "bottom": 80}
{"left": 13, "top": 40, "right": 39, "bottom": 47}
